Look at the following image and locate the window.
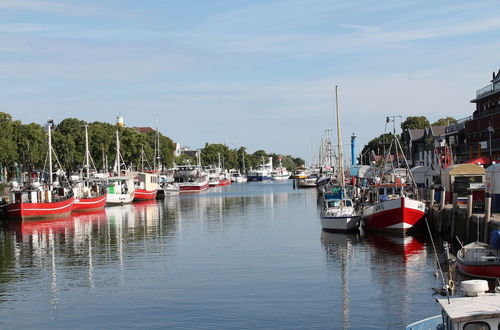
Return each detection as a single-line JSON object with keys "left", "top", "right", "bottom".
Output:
{"left": 463, "top": 321, "right": 490, "bottom": 330}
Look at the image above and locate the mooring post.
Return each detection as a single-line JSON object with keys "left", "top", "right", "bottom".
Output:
{"left": 466, "top": 191, "right": 473, "bottom": 243}
{"left": 451, "top": 192, "right": 458, "bottom": 238}
{"left": 484, "top": 193, "right": 491, "bottom": 243}
{"left": 440, "top": 187, "right": 446, "bottom": 209}
{"left": 438, "top": 187, "right": 446, "bottom": 233}
{"left": 429, "top": 188, "right": 435, "bottom": 208}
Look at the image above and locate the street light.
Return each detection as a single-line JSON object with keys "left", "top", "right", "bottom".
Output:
{"left": 487, "top": 126, "right": 495, "bottom": 161}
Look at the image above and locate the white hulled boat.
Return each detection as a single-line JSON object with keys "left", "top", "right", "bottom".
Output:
{"left": 106, "top": 129, "right": 135, "bottom": 205}
{"left": 271, "top": 156, "right": 290, "bottom": 180}
{"left": 247, "top": 157, "right": 272, "bottom": 181}
{"left": 320, "top": 86, "right": 360, "bottom": 232}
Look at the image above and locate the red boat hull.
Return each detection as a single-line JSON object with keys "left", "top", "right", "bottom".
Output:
{"left": 6, "top": 197, "right": 74, "bottom": 220}
{"left": 219, "top": 179, "right": 231, "bottom": 186}
{"left": 363, "top": 197, "right": 425, "bottom": 233}
{"left": 457, "top": 262, "right": 500, "bottom": 279}
{"left": 73, "top": 194, "right": 107, "bottom": 212}
{"left": 179, "top": 182, "right": 209, "bottom": 193}
{"left": 134, "top": 189, "right": 158, "bottom": 201}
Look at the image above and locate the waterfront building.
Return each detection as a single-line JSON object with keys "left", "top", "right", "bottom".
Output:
{"left": 402, "top": 126, "right": 445, "bottom": 167}
{"left": 466, "top": 68, "right": 500, "bottom": 162}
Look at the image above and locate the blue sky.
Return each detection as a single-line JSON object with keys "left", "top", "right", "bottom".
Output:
{"left": 1, "top": 0, "right": 500, "bottom": 163}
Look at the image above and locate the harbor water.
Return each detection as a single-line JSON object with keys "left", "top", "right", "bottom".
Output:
{"left": 0, "top": 181, "right": 443, "bottom": 329}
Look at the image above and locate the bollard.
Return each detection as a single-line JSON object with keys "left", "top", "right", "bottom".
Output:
{"left": 429, "top": 188, "right": 435, "bottom": 208}
{"left": 451, "top": 192, "right": 458, "bottom": 238}
{"left": 483, "top": 193, "right": 491, "bottom": 243}
{"left": 466, "top": 192, "right": 473, "bottom": 243}
{"left": 440, "top": 188, "right": 446, "bottom": 209}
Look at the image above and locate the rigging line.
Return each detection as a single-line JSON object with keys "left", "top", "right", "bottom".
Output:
{"left": 424, "top": 216, "right": 450, "bottom": 304}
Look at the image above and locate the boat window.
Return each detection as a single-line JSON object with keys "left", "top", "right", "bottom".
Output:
{"left": 463, "top": 322, "right": 490, "bottom": 330}
{"left": 345, "top": 200, "right": 352, "bottom": 207}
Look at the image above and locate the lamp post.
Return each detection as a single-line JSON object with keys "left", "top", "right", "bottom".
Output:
{"left": 488, "top": 126, "right": 495, "bottom": 162}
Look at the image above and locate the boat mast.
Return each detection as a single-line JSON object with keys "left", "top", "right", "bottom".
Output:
{"left": 141, "top": 145, "right": 145, "bottom": 172}
{"left": 115, "top": 129, "right": 120, "bottom": 175}
{"left": 242, "top": 150, "right": 246, "bottom": 172}
{"left": 47, "top": 119, "right": 53, "bottom": 188}
{"left": 153, "top": 115, "right": 160, "bottom": 172}
{"left": 335, "top": 86, "right": 345, "bottom": 195}
{"left": 85, "top": 124, "right": 90, "bottom": 179}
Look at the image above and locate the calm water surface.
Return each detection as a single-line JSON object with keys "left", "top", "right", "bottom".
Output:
{"left": 0, "top": 181, "right": 443, "bottom": 329}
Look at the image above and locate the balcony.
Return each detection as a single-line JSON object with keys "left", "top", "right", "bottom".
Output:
{"left": 475, "top": 81, "right": 500, "bottom": 99}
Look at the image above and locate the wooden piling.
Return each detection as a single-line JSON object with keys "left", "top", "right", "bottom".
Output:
{"left": 451, "top": 192, "right": 458, "bottom": 238}
{"left": 484, "top": 193, "right": 491, "bottom": 243}
{"left": 466, "top": 192, "right": 473, "bottom": 243}
{"left": 429, "top": 188, "right": 435, "bottom": 208}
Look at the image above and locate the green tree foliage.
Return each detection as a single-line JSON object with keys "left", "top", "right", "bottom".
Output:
{"left": 401, "top": 116, "right": 430, "bottom": 130}
{"left": 0, "top": 112, "right": 18, "bottom": 166}
{"left": 0, "top": 112, "right": 302, "bottom": 179}
{"left": 432, "top": 117, "right": 457, "bottom": 126}
{"left": 360, "top": 133, "right": 395, "bottom": 164}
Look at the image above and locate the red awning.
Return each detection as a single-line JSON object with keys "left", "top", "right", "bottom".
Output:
{"left": 465, "top": 156, "right": 491, "bottom": 165}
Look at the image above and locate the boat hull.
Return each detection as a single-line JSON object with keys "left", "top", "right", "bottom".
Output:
{"left": 6, "top": 197, "right": 74, "bottom": 220}
{"left": 106, "top": 192, "right": 135, "bottom": 205}
{"left": 271, "top": 175, "right": 290, "bottom": 181}
{"left": 73, "top": 194, "right": 107, "bottom": 211}
{"left": 457, "top": 262, "right": 500, "bottom": 279}
{"left": 247, "top": 175, "right": 271, "bottom": 181}
{"left": 179, "top": 182, "right": 209, "bottom": 193}
{"left": 321, "top": 215, "right": 360, "bottom": 232}
{"left": 456, "top": 242, "right": 500, "bottom": 279}
{"left": 363, "top": 197, "right": 425, "bottom": 233}
{"left": 219, "top": 179, "right": 231, "bottom": 186}
{"left": 133, "top": 189, "right": 158, "bottom": 201}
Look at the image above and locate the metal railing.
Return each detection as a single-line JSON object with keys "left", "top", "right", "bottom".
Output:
{"left": 476, "top": 82, "right": 500, "bottom": 98}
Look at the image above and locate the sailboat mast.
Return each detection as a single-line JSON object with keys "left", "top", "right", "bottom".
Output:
{"left": 156, "top": 115, "right": 160, "bottom": 172}
{"left": 115, "top": 129, "right": 120, "bottom": 174}
{"left": 335, "top": 86, "right": 345, "bottom": 192}
{"left": 48, "top": 120, "right": 53, "bottom": 187}
{"left": 85, "top": 125, "right": 90, "bottom": 179}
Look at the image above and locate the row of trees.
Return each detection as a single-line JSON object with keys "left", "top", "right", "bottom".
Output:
{"left": 359, "top": 116, "right": 457, "bottom": 164}
{"left": 0, "top": 112, "right": 304, "bottom": 181}
{"left": 196, "top": 143, "right": 303, "bottom": 171}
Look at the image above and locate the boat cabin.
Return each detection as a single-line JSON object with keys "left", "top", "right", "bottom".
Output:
{"left": 325, "top": 199, "right": 353, "bottom": 208}
{"left": 406, "top": 280, "right": 500, "bottom": 330}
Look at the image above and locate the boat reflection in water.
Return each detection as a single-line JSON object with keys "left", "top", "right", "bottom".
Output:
{"left": 364, "top": 232, "right": 428, "bottom": 329}
{"left": 321, "top": 230, "right": 362, "bottom": 330}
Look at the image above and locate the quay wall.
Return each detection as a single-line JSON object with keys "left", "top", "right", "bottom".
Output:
{"left": 425, "top": 200, "right": 500, "bottom": 245}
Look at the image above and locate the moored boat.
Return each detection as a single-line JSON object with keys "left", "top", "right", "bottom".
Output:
{"left": 297, "top": 173, "right": 318, "bottom": 188}
{"left": 362, "top": 192, "right": 425, "bottom": 233}
{"left": 321, "top": 198, "right": 360, "bottom": 231}
{"left": 361, "top": 125, "right": 425, "bottom": 234}
{"left": 174, "top": 165, "right": 209, "bottom": 193}
{"left": 320, "top": 86, "right": 360, "bottom": 232}
{"left": 456, "top": 230, "right": 500, "bottom": 279}
{"left": 107, "top": 176, "right": 135, "bottom": 205}
{"left": 106, "top": 129, "right": 135, "bottom": 205}
{"left": 406, "top": 279, "right": 500, "bottom": 330}
{"left": 271, "top": 156, "right": 290, "bottom": 180}
{"left": 72, "top": 125, "right": 107, "bottom": 212}
{"left": 247, "top": 157, "right": 273, "bottom": 181}
{"left": 229, "top": 169, "right": 247, "bottom": 183}
{"left": 5, "top": 120, "right": 74, "bottom": 220}
{"left": 134, "top": 172, "right": 159, "bottom": 201}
